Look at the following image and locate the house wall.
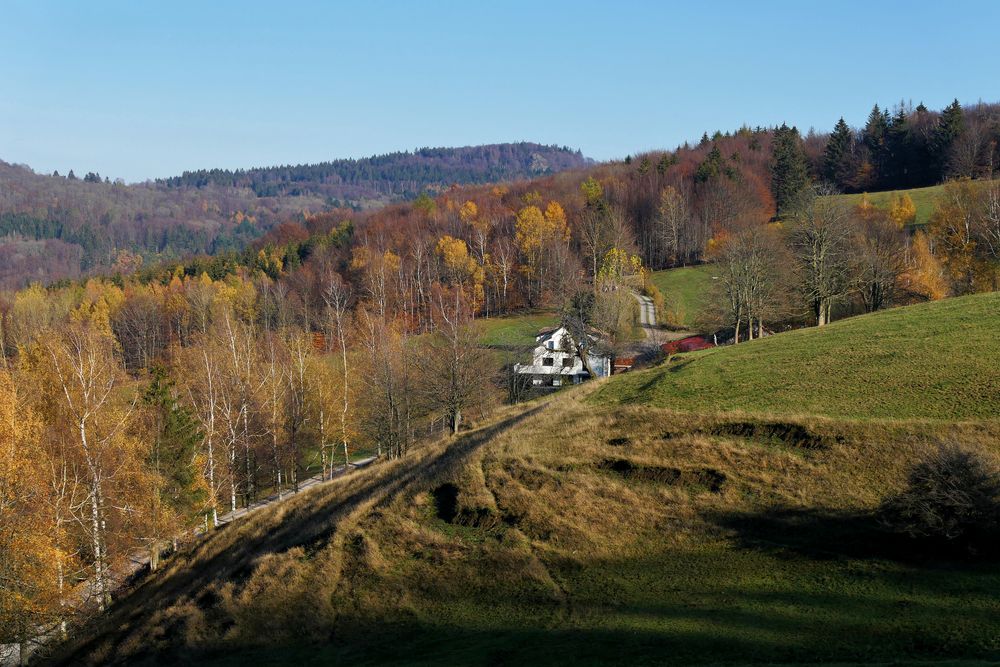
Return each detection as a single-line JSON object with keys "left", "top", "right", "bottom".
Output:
{"left": 515, "top": 327, "right": 611, "bottom": 385}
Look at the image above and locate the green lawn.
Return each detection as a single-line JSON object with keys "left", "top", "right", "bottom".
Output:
{"left": 593, "top": 292, "right": 1000, "bottom": 421}
{"left": 477, "top": 311, "right": 558, "bottom": 347}
{"left": 826, "top": 182, "right": 948, "bottom": 227}
{"left": 649, "top": 264, "right": 718, "bottom": 328}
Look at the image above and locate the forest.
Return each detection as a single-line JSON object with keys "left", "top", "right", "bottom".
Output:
{"left": 2, "top": 97, "right": 1000, "bottom": 656}
{"left": 0, "top": 144, "right": 587, "bottom": 289}
{"left": 159, "top": 142, "right": 589, "bottom": 199}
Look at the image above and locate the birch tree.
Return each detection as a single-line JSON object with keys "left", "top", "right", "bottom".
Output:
{"left": 40, "top": 324, "right": 148, "bottom": 612}
{"left": 323, "top": 273, "right": 355, "bottom": 470}
{"left": 420, "top": 289, "right": 493, "bottom": 435}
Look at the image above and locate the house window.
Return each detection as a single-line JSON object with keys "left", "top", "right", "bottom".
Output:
{"left": 542, "top": 357, "right": 554, "bottom": 366}
{"left": 562, "top": 358, "right": 573, "bottom": 368}
{"left": 546, "top": 340, "right": 555, "bottom": 350}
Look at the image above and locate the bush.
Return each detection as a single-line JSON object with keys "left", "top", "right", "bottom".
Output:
{"left": 879, "top": 444, "right": 1000, "bottom": 554}
{"left": 642, "top": 282, "right": 670, "bottom": 327}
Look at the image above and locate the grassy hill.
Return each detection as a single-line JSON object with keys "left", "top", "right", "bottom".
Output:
{"left": 649, "top": 264, "right": 719, "bottom": 329}
{"left": 826, "top": 182, "right": 949, "bottom": 227}
{"left": 477, "top": 311, "right": 558, "bottom": 347}
{"left": 53, "top": 296, "right": 1000, "bottom": 666}
{"left": 594, "top": 292, "right": 1000, "bottom": 421}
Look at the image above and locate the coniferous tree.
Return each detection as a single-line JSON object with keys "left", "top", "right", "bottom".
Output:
{"left": 823, "top": 118, "right": 856, "bottom": 190}
{"left": 862, "top": 105, "right": 890, "bottom": 188}
{"left": 908, "top": 103, "right": 938, "bottom": 187}
{"left": 886, "top": 106, "right": 912, "bottom": 189}
{"left": 935, "top": 99, "right": 964, "bottom": 176}
{"left": 144, "top": 366, "right": 205, "bottom": 539}
{"left": 770, "top": 124, "right": 810, "bottom": 215}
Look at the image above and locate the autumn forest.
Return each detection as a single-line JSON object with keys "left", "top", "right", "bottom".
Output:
{"left": 2, "top": 97, "right": 1000, "bottom": 660}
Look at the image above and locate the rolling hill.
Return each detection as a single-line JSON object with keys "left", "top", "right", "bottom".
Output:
{"left": 51, "top": 294, "right": 1000, "bottom": 666}
{"left": 0, "top": 144, "right": 587, "bottom": 289}
{"left": 595, "top": 292, "right": 1000, "bottom": 421}
{"left": 160, "top": 143, "right": 589, "bottom": 204}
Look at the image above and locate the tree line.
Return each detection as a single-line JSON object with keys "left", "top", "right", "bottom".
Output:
{"left": 159, "top": 143, "right": 588, "bottom": 199}
{"left": 821, "top": 100, "right": 999, "bottom": 193}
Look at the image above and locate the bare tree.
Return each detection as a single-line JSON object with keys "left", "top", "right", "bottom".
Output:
{"left": 420, "top": 289, "right": 494, "bottom": 435}
{"left": 656, "top": 185, "right": 692, "bottom": 267}
{"left": 718, "top": 226, "right": 790, "bottom": 342}
{"left": 853, "top": 213, "right": 907, "bottom": 312}
{"left": 787, "top": 189, "right": 855, "bottom": 326}
{"left": 323, "top": 273, "right": 354, "bottom": 469}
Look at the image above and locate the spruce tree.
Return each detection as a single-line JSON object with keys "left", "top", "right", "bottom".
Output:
{"left": 934, "top": 99, "right": 964, "bottom": 178}
{"left": 862, "top": 104, "right": 890, "bottom": 188}
{"left": 145, "top": 367, "right": 205, "bottom": 529}
{"left": 886, "top": 107, "right": 912, "bottom": 189}
{"left": 823, "top": 118, "right": 855, "bottom": 189}
{"left": 771, "top": 124, "right": 810, "bottom": 215}
{"left": 695, "top": 145, "right": 725, "bottom": 183}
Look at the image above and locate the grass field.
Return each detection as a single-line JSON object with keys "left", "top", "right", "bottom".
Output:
{"left": 825, "top": 182, "right": 949, "bottom": 227}
{"left": 649, "top": 264, "right": 718, "bottom": 329}
{"left": 593, "top": 292, "right": 1000, "bottom": 421}
{"left": 477, "top": 311, "right": 558, "bottom": 347}
{"left": 55, "top": 294, "right": 1000, "bottom": 667}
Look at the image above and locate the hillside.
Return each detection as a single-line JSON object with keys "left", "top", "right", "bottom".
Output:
{"left": 595, "top": 292, "right": 1000, "bottom": 420}
{"left": 0, "top": 144, "right": 587, "bottom": 289}
{"left": 649, "top": 264, "right": 719, "bottom": 328}
{"left": 160, "top": 143, "right": 589, "bottom": 204}
{"left": 51, "top": 296, "right": 1000, "bottom": 666}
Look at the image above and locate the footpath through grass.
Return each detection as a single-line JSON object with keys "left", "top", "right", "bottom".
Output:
{"left": 594, "top": 292, "right": 1000, "bottom": 421}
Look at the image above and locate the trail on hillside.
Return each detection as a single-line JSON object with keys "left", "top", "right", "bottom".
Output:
{"left": 50, "top": 402, "right": 552, "bottom": 666}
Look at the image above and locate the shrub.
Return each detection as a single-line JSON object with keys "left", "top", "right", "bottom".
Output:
{"left": 879, "top": 444, "right": 1000, "bottom": 554}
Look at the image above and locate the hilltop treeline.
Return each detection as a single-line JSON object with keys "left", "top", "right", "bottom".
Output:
{"left": 0, "top": 160, "right": 328, "bottom": 288}
{"left": 1, "top": 100, "right": 995, "bottom": 292}
{"left": 159, "top": 143, "right": 588, "bottom": 200}
{"left": 0, "top": 144, "right": 587, "bottom": 289}
{"left": 819, "top": 100, "right": 1000, "bottom": 193}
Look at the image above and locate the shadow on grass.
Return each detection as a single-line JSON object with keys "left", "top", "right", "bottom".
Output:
{"left": 708, "top": 505, "right": 1000, "bottom": 564}
{"left": 50, "top": 405, "right": 550, "bottom": 667}
{"left": 125, "top": 570, "right": 1000, "bottom": 667}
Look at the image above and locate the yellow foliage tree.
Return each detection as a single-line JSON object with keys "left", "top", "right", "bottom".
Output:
{"left": 0, "top": 370, "right": 61, "bottom": 649}
{"left": 436, "top": 235, "right": 485, "bottom": 307}
{"left": 903, "top": 231, "right": 949, "bottom": 301}
{"left": 889, "top": 193, "right": 917, "bottom": 229}
{"left": 514, "top": 202, "right": 571, "bottom": 305}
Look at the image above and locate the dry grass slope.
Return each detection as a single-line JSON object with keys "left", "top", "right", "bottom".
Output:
{"left": 50, "top": 297, "right": 1000, "bottom": 666}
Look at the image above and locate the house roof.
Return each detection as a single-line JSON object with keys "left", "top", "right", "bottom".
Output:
{"left": 535, "top": 325, "right": 602, "bottom": 344}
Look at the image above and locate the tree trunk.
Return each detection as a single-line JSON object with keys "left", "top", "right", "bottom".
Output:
{"left": 90, "top": 486, "right": 106, "bottom": 612}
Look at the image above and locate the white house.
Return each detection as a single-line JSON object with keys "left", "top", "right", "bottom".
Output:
{"left": 514, "top": 326, "right": 612, "bottom": 387}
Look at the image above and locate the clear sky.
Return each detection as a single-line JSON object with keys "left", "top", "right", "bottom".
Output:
{"left": 2, "top": 0, "right": 998, "bottom": 182}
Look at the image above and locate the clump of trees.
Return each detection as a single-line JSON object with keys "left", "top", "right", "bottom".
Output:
{"left": 880, "top": 445, "right": 1000, "bottom": 556}
{"left": 821, "top": 100, "right": 1000, "bottom": 193}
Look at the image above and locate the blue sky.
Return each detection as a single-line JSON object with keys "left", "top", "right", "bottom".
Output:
{"left": 2, "top": 1, "right": 998, "bottom": 182}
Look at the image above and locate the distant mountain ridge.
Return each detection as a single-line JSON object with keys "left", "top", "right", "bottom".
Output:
{"left": 0, "top": 143, "right": 588, "bottom": 289}
{"left": 159, "top": 143, "right": 590, "bottom": 206}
